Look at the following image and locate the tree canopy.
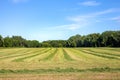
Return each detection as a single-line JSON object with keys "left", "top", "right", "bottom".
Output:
{"left": 0, "top": 30, "right": 120, "bottom": 48}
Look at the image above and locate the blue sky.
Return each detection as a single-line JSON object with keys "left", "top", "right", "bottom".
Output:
{"left": 0, "top": 0, "right": 120, "bottom": 42}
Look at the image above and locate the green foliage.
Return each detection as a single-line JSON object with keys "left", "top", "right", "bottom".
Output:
{"left": 4, "top": 37, "right": 13, "bottom": 47}
{"left": 100, "top": 31, "right": 120, "bottom": 47}
{"left": 25, "top": 40, "right": 40, "bottom": 47}
{"left": 41, "top": 43, "right": 52, "bottom": 47}
{"left": 42, "top": 40, "right": 67, "bottom": 47}
{"left": 0, "top": 35, "right": 4, "bottom": 47}
{"left": 12, "top": 36, "right": 26, "bottom": 47}
{"left": 0, "top": 30, "right": 120, "bottom": 47}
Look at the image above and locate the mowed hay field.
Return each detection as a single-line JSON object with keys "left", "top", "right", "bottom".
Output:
{"left": 0, "top": 48, "right": 120, "bottom": 80}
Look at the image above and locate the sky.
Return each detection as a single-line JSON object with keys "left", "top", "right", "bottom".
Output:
{"left": 0, "top": 0, "right": 120, "bottom": 42}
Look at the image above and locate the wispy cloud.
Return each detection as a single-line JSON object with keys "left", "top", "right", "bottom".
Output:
{"left": 9, "top": 0, "right": 29, "bottom": 3}
{"left": 91, "top": 8, "right": 118, "bottom": 16}
{"left": 110, "top": 16, "right": 120, "bottom": 23}
{"left": 55, "top": 8, "right": 118, "bottom": 30}
{"left": 79, "top": 1, "right": 100, "bottom": 6}
{"left": 54, "top": 24, "right": 81, "bottom": 30}
{"left": 68, "top": 8, "right": 117, "bottom": 20}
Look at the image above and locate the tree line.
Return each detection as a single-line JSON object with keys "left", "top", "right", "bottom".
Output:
{"left": 0, "top": 30, "right": 120, "bottom": 47}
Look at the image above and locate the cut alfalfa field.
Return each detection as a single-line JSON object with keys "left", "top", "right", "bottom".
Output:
{"left": 0, "top": 48, "right": 120, "bottom": 80}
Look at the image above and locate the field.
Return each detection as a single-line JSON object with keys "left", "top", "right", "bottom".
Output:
{"left": 0, "top": 48, "right": 120, "bottom": 80}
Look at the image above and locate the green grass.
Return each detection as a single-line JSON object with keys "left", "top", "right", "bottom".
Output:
{"left": 79, "top": 49, "right": 120, "bottom": 60}
{"left": 13, "top": 48, "right": 51, "bottom": 62}
{"left": 0, "top": 67, "right": 120, "bottom": 74}
{"left": 0, "top": 49, "right": 40, "bottom": 60}
{"left": 62, "top": 49, "right": 74, "bottom": 61}
{"left": 41, "top": 48, "right": 57, "bottom": 61}
{"left": 85, "top": 48, "right": 120, "bottom": 57}
{"left": 0, "top": 48, "right": 120, "bottom": 80}
{"left": 0, "top": 47, "right": 120, "bottom": 74}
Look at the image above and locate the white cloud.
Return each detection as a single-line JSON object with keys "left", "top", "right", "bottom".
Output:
{"left": 53, "top": 19, "right": 90, "bottom": 30}
{"left": 68, "top": 8, "right": 117, "bottom": 22}
{"left": 91, "top": 8, "right": 117, "bottom": 16}
{"left": 9, "top": 0, "right": 28, "bottom": 3}
{"left": 55, "top": 8, "right": 118, "bottom": 30}
{"left": 110, "top": 16, "right": 120, "bottom": 23}
{"left": 55, "top": 24, "right": 82, "bottom": 30}
{"left": 79, "top": 1, "right": 100, "bottom": 6}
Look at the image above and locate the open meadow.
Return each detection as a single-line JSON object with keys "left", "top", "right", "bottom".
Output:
{"left": 0, "top": 48, "right": 120, "bottom": 80}
{"left": 1, "top": 0, "right": 120, "bottom": 79}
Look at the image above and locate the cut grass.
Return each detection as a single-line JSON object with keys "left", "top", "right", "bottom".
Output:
{"left": 101, "top": 48, "right": 120, "bottom": 52}
{"left": 0, "top": 49, "right": 39, "bottom": 60}
{"left": 62, "top": 49, "right": 74, "bottom": 61}
{"left": 0, "top": 48, "right": 120, "bottom": 72}
{"left": 41, "top": 48, "right": 57, "bottom": 61}
{"left": 0, "top": 67, "right": 120, "bottom": 74}
{"left": 0, "top": 73, "right": 120, "bottom": 80}
{"left": 13, "top": 48, "right": 52, "bottom": 62}
{"left": 79, "top": 49, "right": 120, "bottom": 60}
{"left": 0, "top": 49, "right": 25, "bottom": 57}
{"left": 86, "top": 49, "right": 120, "bottom": 57}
